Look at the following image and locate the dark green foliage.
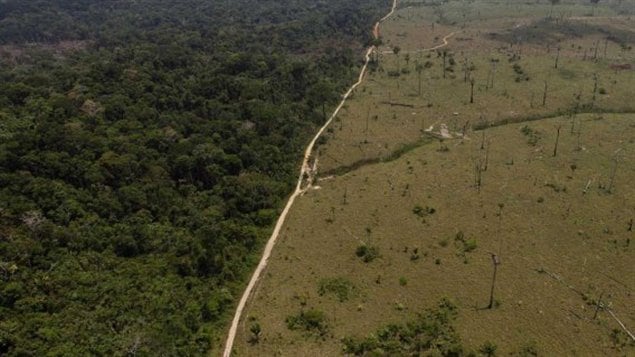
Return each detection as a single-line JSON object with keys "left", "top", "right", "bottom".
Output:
{"left": 512, "top": 63, "right": 530, "bottom": 82}
{"left": 248, "top": 322, "right": 261, "bottom": 345}
{"left": 285, "top": 309, "right": 329, "bottom": 337}
{"left": 454, "top": 231, "right": 477, "bottom": 254}
{"left": 489, "top": 17, "right": 635, "bottom": 47}
{"left": 413, "top": 204, "right": 436, "bottom": 217}
{"left": 317, "top": 277, "right": 356, "bottom": 302}
{"left": 479, "top": 341, "right": 498, "bottom": 356}
{"left": 356, "top": 244, "right": 380, "bottom": 263}
{"left": 342, "top": 298, "right": 464, "bottom": 356}
{"left": 0, "top": 0, "right": 390, "bottom": 354}
{"left": 520, "top": 125, "right": 541, "bottom": 146}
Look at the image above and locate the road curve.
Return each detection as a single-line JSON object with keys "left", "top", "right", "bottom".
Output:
{"left": 220, "top": 1, "right": 397, "bottom": 356}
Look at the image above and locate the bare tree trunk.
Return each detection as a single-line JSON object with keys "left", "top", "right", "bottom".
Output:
{"left": 487, "top": 254, "right": 501, "bottom": 309}
{"left": 553, "top": 125, "right": 561, "bottom": 157}
{"left": 591, "top": 74, "right": 598, "bottom": 108}
{"left": 542, "top": 81, "right": 548, "bottom": 106}
{"left": 442, "top": 51, "right": 447, "bottom": 79}
{"left": 593, "top": 292, "right": 604, "bottom": 319}
{"left": 593, "top": 40, "right": 599, "bottom": 60}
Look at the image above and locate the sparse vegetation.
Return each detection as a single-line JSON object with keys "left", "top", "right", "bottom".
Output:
{"left": 317, "top": 277, "right": 356, "bottom": 302}
{"left": 233, "top": 0, "right": 635, "bottom": 355}
{"left": 355, "top": 244, "right": 380, "bottom": 263}
{"left": 286, "top": 309, "right": 329, "bottom": 337}
{"left": 342, "top": 299, "right": 464, "bottom": 355}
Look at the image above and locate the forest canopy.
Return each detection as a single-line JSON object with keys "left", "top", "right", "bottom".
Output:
{"left": 0, "top": 0, "right": 389, "bottom": 355}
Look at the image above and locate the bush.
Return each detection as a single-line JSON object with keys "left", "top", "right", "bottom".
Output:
{"left": 317, "top": 277, "right": 356, "bottom": 302}
{"left": 355, "top": 245, "right": 380, "bottom": 263}
{"left": 342, "top": 298, "right": 464, "bottom": 355}
{"left": 479, "top": 341, "right": 498, "bottom": 356}
{"left": 454, "top": 231, "right": 477, "bottom": 254}
{"left": 286, "top": 309, "right": 329, "bottom": 337}
{"left": 520, "top": 125, "right": 540, "bottom": 146}
{"left": 413, "top": 205, "right": 436, "bottom": 217}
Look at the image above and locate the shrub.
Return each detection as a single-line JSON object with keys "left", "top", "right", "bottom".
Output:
{"left": 355, "top": 245, "right": 380, "bottom": 263}
{"left": 520, "top": 125, "right": 540, "bottom": 146}
{"left": 318, "top": 277, "right": 356, "bottom": 302}
{"left": 342, "top": 298, "right": 464, "bottom": 355}
{"left": 248, "top": 322, "right": 261, "bottom": 344}
{"left": 454, "top": 231, "right": 477, "bottom": 255}
{"left": 286, "top": 309, "right": 328, "bottom": 337}
{"left": 413, "top": 205, "right": 436, "bottom": 217}
{"left": 479, "top": 341, "right": 498, "bottom": 356}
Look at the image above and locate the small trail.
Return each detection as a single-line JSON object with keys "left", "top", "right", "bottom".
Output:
{"left": 220, "top": 1, "right": 397, "bottom": 356}
{"left": 381, "top": 31, "right": 457, "bottom": 54}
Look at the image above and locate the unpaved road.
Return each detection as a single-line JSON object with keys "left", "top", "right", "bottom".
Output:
{"left": 220, "top": 1, "right": 397, "bottom": 356}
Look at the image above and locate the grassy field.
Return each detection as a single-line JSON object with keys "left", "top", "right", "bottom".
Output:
{"left": 230, "top": 0, "right": 635, "bottom": 355}
{"left": 316, "top": 1, "right": 635, "bottom": 173}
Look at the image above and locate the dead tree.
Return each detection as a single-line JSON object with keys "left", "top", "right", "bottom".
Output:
{"left": 593, "top": 40, "right": 599, "bottom": 60}
{"left": 576, "top": 122, "right": 583, "bottom": 151}
{"left": 553, "top": 125, "right": 561, "bottom": 157}
{"left": 542, "top": 81, "right": 548, "bottom": 106}
{"left": 607, "top": 149, "right": 623, "bottom": 193}
{"left": 591, "top": 73, "right": 598, "bottom": 108}
{"left": 488, "top": 59, "right": 498, "bottom": 89}
{"left": 484, "top": 141, "right": 491, "bottom": 171}
{"left": 487, "top": 254, "right": 501, "bottom": 309}
{"left": 593, "top": 292, "right": 604, "bottom": 320}
{"left": 463, "top": 58, "right": 469, "bottom": 83}
{"left": 442, "top": 50, "right": 447, "bottom": 79}
{"left": 365, "top": 107, "right": 370, "bottom": 143}
{"left": 416, "top": 62, "right": 424, "bottom": 96}
{"left": 474, "top": 159, "right": 484, "bottom": 191}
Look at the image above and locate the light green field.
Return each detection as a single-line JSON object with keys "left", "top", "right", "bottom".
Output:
{"left": 231, "top": 0, "right": 635, "bottom": 355}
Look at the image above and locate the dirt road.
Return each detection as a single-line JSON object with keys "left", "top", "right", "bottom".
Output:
{"left": 220, "top": 1, "right": 398, "bottom": 356}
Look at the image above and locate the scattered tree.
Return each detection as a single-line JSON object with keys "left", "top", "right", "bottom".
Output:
{"left": 553, "top": 125, "right": 561, "bottom": 157}
{"left": 487, "top": 254, "right": 501, "bottom": 309}
{"left": 415, "top": 61, "right": 424, "bottom": 96}
{"left": 393, "top": 45, "right": 401, "bottom": 71}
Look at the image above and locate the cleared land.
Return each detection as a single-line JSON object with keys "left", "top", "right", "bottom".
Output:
{"left": 231, "top": 0, "right": 635, "bottom": 355}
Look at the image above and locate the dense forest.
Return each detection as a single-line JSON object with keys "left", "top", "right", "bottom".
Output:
{"left": 0, "top": 0, "right": 389, "bottom": 354}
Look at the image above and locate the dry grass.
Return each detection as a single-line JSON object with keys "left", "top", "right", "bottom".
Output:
{"left": 234, "top": 113, "right": 634, "bottom": 356}
{"left": 229, "top": 1, "right": 635, "bottom": 355}
{"left": 315, "top": 0, "right": 635, "bottom": 174}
